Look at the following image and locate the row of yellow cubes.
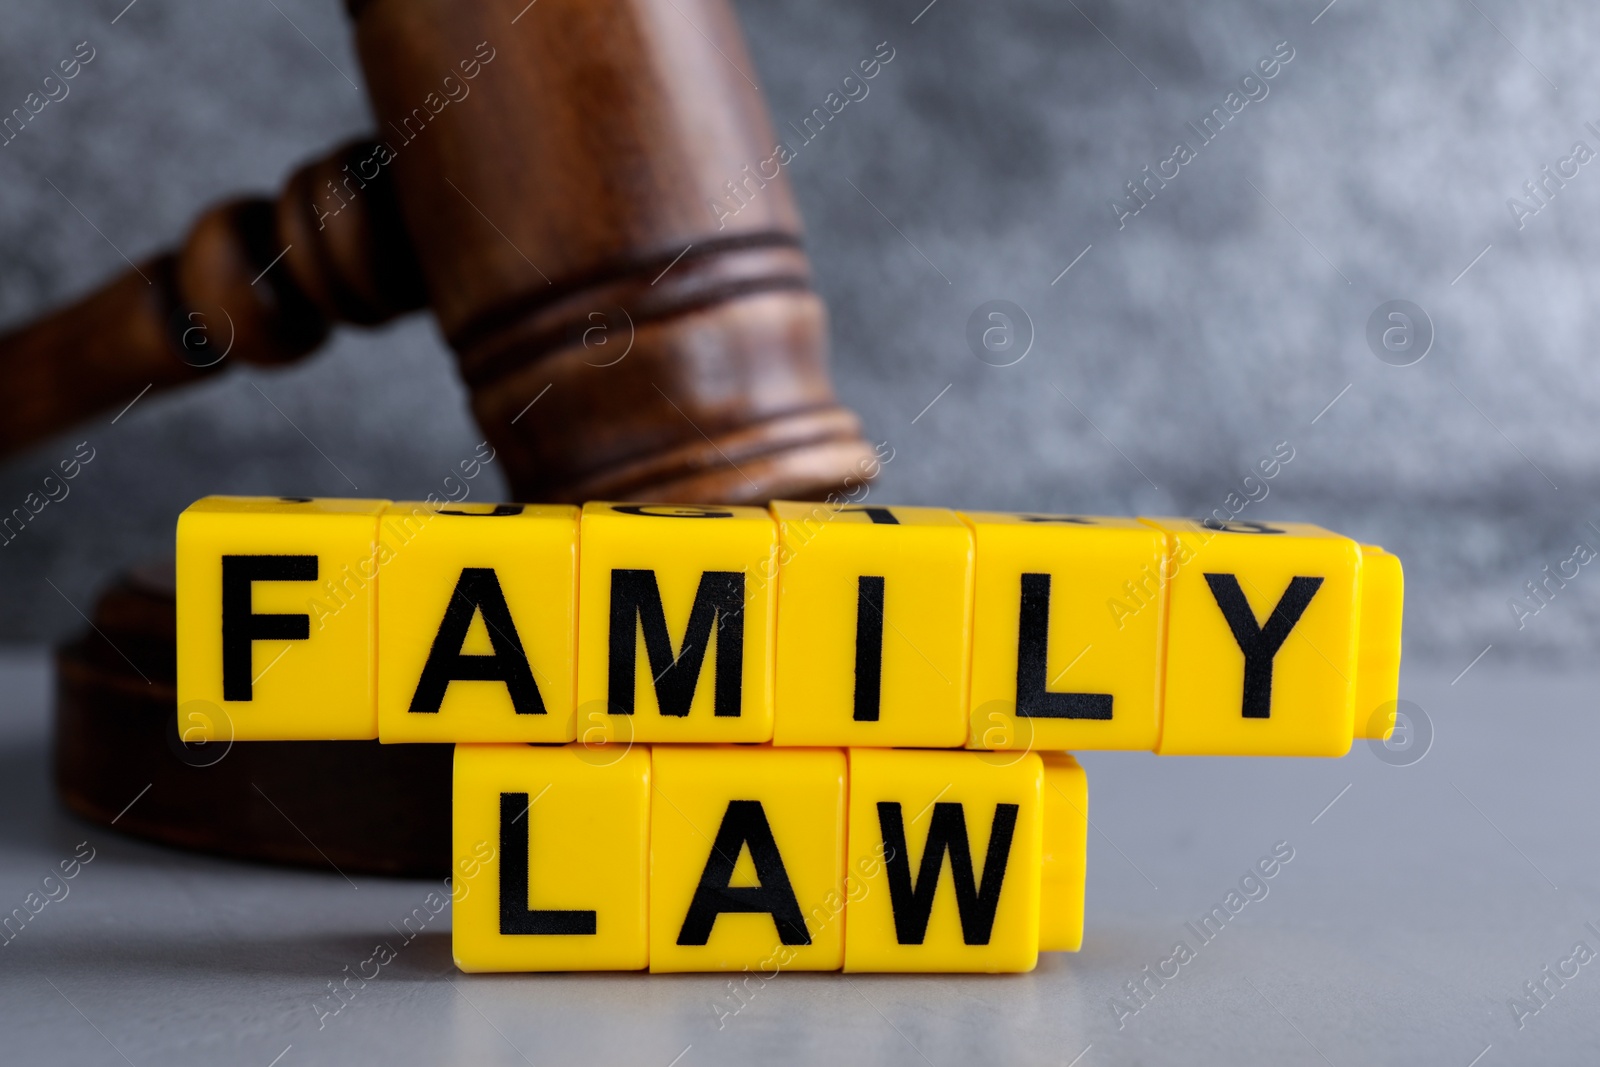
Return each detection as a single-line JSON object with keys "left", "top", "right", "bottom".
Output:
{"left": 175, "top": 497, "right": 1403, "bottom": 756}
{"left": 450, "top": 743, "right": 1086, "bottom": 973}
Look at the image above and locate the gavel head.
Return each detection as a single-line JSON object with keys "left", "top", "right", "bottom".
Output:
{"left": 337, "top": 0, "right": 877, "bottom": 505}
{"left": 0, "top": 0, "right": 876, "bottom": 506}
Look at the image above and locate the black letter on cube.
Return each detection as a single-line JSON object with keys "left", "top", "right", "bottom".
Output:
{"left": 677, "top": 800, "right": 810, "bottom": 946}
{"left": 841, "top": 506, "right": 899, "bottom": 525}
{"left": 1015, "top": 573, "right": 1112, "bottom": 719}
{"left": 607, "top": 569, "right": 745, "bottom": 718}
{"left": 853, "top": 575, "right": 886, "bottom": 721}
{"left": 1203, "top": 573, "right": 1323, "bottom": 718}
{"left": 499, "top": 792, "right": 596, "bottom": 936}
{"left": 409, "top": 567, "right": 545, "bottom": 715}
{"left": 221, "top": 554, "right": 317, "bottom": 701}
{"left": 877, "top": 801, "right": 1019, "bottom": 946}
{"left": 610, "top": 505, "right": 734, "bottom": 519}
{"left": 437, "top": 504, "right": 525, "bottom": 517}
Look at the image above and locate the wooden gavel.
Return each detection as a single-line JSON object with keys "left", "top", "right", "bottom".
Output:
{"left": 45, "top": 0, "right": 881, "bottom": 878}
{"left": 0, "top": 0, "right": 874, "bottom": 505}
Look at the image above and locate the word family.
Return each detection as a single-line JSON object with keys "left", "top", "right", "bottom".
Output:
{"left": 175, "top": 498, "right": 1402, "bottom": 755}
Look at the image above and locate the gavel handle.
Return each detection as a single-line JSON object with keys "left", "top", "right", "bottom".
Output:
{"left": 0, "top": 140, "right": 426, "bottom": 459}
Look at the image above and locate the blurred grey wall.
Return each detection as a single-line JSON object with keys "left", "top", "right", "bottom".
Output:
{"left": 0, "top": 0, "right": 1594, "bottom": 666}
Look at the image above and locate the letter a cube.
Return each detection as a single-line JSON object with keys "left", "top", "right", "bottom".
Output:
{"left": 377, "top": 502, "right": 578, "bottom": 743}
{"left": 650, "top": 745, "right": 847, "bottom": 971}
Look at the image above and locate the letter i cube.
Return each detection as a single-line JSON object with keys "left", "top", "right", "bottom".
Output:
{"left": 963, "top": 512, "right": 1168, "bottom": 752}
{"left": 176, "top": 496, "right": 387, "bottom": 740}
{"left": 377, "top": 502, "right": 578, "bottom": 743}
{"left": 771, "top": 502, "right": 974, "bottom": 748}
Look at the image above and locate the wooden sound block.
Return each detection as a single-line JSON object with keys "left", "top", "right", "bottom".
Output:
{"left": 54, "top": 563, "right": 450, "bottom": 877}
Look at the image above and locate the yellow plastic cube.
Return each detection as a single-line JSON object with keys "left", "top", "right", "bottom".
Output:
{"left": 844, "top": 748, "right": 1045, "bottom": 973}
{"left": 452, "top": 742, "right": 650, "bottom": 972}
{"left": 377, "top": 502, "right": 578, "bottom": 743}
{"left": 963, "top": 512, "right": 1167, "bottom": 752}
{"left": 1355, "top": 545, "right": 1404, "bottom": 739}
{"left": 649, "top": 745, "right": 846, "bottom": 972}
{"left": 576, "top": 503, "right": 777, "bottom": 743}
{"left": 1145, "top": 518, "right": 1362, "bottom": 756}
{"left": 176, "top": 495, "right": 386, "bottom": 741}
{"left": 771, "top": 501, "right": 973, "bottom": 748}
{"left": 1039, "top": 753, "right": 1087, "bottom": 952}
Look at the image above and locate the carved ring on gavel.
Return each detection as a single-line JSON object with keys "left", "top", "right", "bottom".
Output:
{"left": 0, "top": 0, "right": 876, "bottom": 506}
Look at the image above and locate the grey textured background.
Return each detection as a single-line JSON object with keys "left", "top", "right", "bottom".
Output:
{"left": 1, "top": 0, "right": 1596, "bottom": 670}
{"left": 3, "top": 7, "right": 1599, "bottom": 1065}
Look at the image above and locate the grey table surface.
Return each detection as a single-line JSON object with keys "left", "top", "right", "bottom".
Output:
{"left": 1, "top": 646, "right": 1596, "bottom": 1067}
